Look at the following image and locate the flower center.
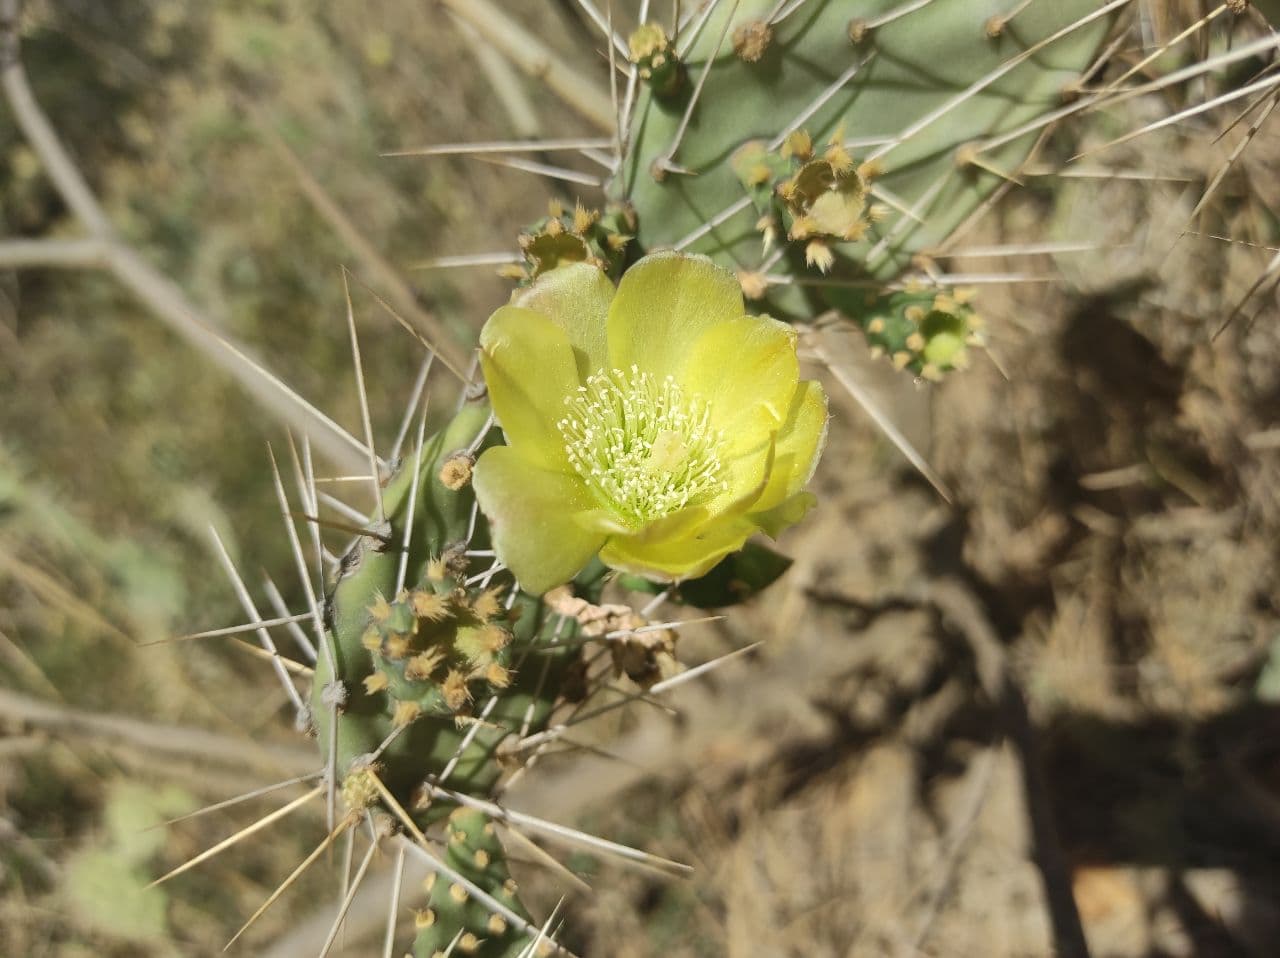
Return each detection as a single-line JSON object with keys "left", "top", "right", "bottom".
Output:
{"left": 557, "top": 365, "right": 728, "bottom": 526}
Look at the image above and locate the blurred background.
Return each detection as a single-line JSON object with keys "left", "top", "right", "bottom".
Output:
{"left": 2, "top": 1, "right": 1279, "bottom": 955}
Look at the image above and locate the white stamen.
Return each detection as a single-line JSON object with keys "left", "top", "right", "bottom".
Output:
{"left": 557, "top": 366, "right": 728, "bottom": 525}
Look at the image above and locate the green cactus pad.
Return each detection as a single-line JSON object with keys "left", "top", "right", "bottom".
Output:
{"left": 311, "top": 398, "right": 596, "bottom": 806}
{"left": 412, "top": 808, "right": 536, "bottom": 958}
{"left": 617, "top": 0, "right": 1113, "bottom": 314}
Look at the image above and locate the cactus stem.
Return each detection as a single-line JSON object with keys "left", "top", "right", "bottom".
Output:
{"left": 149, "top": 784, "right": 324, "bottom": 889}
{"left": 209, "top": 526, "right": 309, "bottom": 716}
{"left": 419, "top": 779, "right": 694, "bottom": 877}
{"left": 370, "top": 769, "right": 578, "bottom": 957}
{"left": 225, "top": 814, "right": 352, "bottom": 950}
{"left": 342, "top": 269, "right": 389, "bottom": 526}
{"left": 319, "top": 831, "right": 381, "bottom": 958}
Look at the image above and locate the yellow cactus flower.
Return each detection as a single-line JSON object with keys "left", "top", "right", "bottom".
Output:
{"left": 473, "top": 251, "right": 827, "bottom": 594}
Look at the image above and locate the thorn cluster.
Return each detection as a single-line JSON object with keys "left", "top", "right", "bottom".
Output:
{"left": 732, "top": 19, "right": 773, "bottom": 63}
{"left": 360, "top": 576, "right": 515, "bottom": 720}
{"left": 505, "top": 199, "right": 635, "bottom": 283}
{"left": 856, "top": 284, "right": 984, "bottom": 380}
{"left": 733, "top": 127, "right": 887, "bottom": 274}
{"left": 629, "top": 22, "right": 685, "bottom": 96}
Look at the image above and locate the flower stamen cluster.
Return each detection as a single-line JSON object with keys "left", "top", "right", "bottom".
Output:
{"left": 557, "top": 365, "right": 727, "bottom": 527}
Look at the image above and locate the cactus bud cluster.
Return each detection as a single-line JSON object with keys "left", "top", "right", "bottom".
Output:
{"left": 735, "top": 129, "right": 887, "bottom": 273}
{"left": 854, "top": 285, "right": 983, "bottom": 379}
{"left": 629, "top": 22, "right": 685, "bottom": 97}
{"left": 503, "top": 199, "right": 635, "bottom": 283}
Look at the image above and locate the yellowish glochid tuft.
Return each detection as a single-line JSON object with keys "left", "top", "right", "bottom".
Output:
{"left": 473, "top": 251, "right": 828, "bottom": 593}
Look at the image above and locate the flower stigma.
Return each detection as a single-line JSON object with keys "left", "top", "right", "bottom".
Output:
{"left": 557, "top": 364, "right": 728, "bottom": 527}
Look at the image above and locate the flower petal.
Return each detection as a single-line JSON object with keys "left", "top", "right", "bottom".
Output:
{"left": 750, "top": 379, "right": 828, "bottom": 515}
{"left": 600, "top": 514, "right": 757, "bottom": 582}
{"left": 699, "top": 430, "right": 777, "bottom": 520}
{"left": 479, "top": 305, "right": 580, "bottom": 469}
{"left": 473, "top": 445, "right": 607, "bottom": 594}
{"left": 751, "top": 491, "right": 817, "bottom": 538}
{"left": 607, "top": 251, "right": 745, "bottom": 380}
{"left": 681, "top": 315, "right": 799, "bottom": 456}
{"left": 511, "top": 263, "right": 614, "bottom": 381}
